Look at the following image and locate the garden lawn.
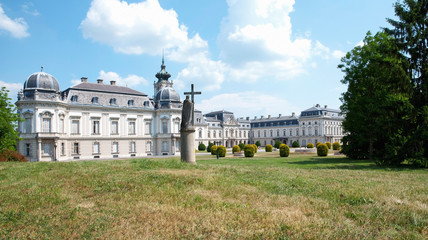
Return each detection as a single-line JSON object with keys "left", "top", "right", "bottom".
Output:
{"left": 0, "top": 153, "right": 427, "bottom": 239}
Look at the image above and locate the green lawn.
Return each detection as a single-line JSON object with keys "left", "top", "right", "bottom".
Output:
{"left": 1, "top": 153, "right": 427, "bottom": 239}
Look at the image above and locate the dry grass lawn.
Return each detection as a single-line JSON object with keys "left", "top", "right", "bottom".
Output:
{"left": 0, "top": 153, "right": 427, "bottom": 239}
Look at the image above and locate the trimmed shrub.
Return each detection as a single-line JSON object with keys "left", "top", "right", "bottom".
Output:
{"left": 211, "top": 145, "right": 218, "bottom": 155}
{"left": 274, "top": 140, "right": 282, "bottom": 149}
{"left": 265, "top": 144, "right": 273, "bottom": 152}
{"left": 333, "top": 141, "right": 341, "bottom": 150}
{"left": 325, "top": 141, "right": 331, "bottom": 149}
{"left": 207, "top": 142, "right": 214, "bottom": 152}
{"left": 279, "top": 144, "right": 290, "bottom": 157}
{"left": 238, "top": 143, "right": 245, "bottom": 151}
{"left": 198, "top": 143, "right": 206, "bottom": 151}
{"left": 317, "top": 143, "right": 329, "bottom": 157}
{"left": 255, "top": 141, "right": 261, "bottom": 147}
{"left": 244, "top": 144, "right": 255, "bottom": 157}
{"left": 292, "top": 141, "right": 300, "bottom": 148}
{"left": 218, "top": 145, "right": 226, "bottom": 157}
{"left": 232, "top": 145, "right": 241, "bottom": 153}
{"left": 316, "top": 142, "right": 322, "bottom": 148}
{"left": 252, "top": 144, "right": 258, "bottom": 153}
{"left": 307, "top": 143, "right": 314, "bottom": 148}
{"left": 0, "top": 149, "right": 28, "bottom": 162}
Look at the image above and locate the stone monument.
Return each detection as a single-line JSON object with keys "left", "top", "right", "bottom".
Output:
{"left": 180, "top": 84, "right": 201, "bottom": 164}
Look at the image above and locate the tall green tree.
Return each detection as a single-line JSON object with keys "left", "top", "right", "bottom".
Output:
{"left": 339, "top": 32, "right": 413, "bottom": 163}
{"left": 384, "top": 0, "right": 428, "bottom": 163}
{"left": 0, "top": 87, "right": 21, "bottom": 151}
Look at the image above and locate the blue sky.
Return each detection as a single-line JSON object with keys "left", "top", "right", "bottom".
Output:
{"left": 0, "top": 0, "right": 396, "bottom": 117}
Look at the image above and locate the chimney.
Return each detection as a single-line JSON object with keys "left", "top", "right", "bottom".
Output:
{"left": 268, "top": 115, "right": 271, "bottom": 119}
{"left": 81, "top": 77, "right": 88, "bottom": 83}
{"left": 261, "top": 116, "right": 264, "bottom": 119}
{"left": 254, "top": 116, "right": 257, "bottom": 120}
{"left": 292, "top": 112, "right": 295, "bottom": 117}
{"left": 315, "top": 104, "right": 320, "bottom": 108}
{"left": 246, "top": 117, "right": 249, "bottom": 120}
{"left": 279, "top": 114, "right": 282, "bottom": 118}
{"left": 110, "top": 80, "right": 116, "bottom": 86}
{"left": 97, "top": 79, "right": 103, "bottom": 84}
{"left": 324, "top": 105, "right": 328, "bottom": 109}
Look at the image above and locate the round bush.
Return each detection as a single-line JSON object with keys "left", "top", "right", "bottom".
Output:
{"left": 333, "top": 141, "right": 341, "bottom": 150}
{"left": 316, "top": 142, "right": 322, "bottom": 148}
{"left": 265, "top": 144, "right": 273, "bottom": 152}
{"left": 279, "top": 144, "right": 290, "bottom": 157}
{"left": 317, "top": 143, "right": 329, "bottom": 157}
{"left": 325, "top": 141, "right": 331, "bottom": 149}
{"left": 255, "top": 141, "right": 261, "bottom": 147}
{"left": 292, "top": 141, "right": 300, "bottom": 148}
{"left": 274, "top": 140, "right": 282, "bottom": 149}
{"left": 207, "top": 142, "right": 214, "bottom": 152}
{"left": 198, "top": 143, "right": 206, "bottom": 151}
{"left": 211, "top": 145, "right": 218, "bottom": 155}
{"left": 244, "top": 144, "right": 255, "bottom": 157}
{"left": 252, "top": 144, "right": 258, "bottom": 153}
{"left": 0, "top": 149, "right": 28, "bottom": 162}
{"left": 238, "top": 143, "right": 245, "bottom": 151}
{"left": 232, "top": 145, "right": 241, "bottom": 153}
{"left": 307, "top": 143, "right": 314, "bottom": 148}
{"left": 218, "top": 145, "right": 226, "bottom": 157}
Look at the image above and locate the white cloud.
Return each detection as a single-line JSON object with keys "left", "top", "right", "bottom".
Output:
{"left": 218, "top": 0, "right": 331, "bottom": 83}
{"left": 197, "top": 91, "right": 301, "bottom": 118}
{"left": 332, "top": 50, "right": 345, "bottom": 59}
{"left": 0, "top": 81, "right": 23, "bottom": 102}
{"left": 97, "top": 70, "right": 149, "bottom": 87}
{"left": 21, "top": 2, "right": 40, "bottom": 16}
{"left": 0, "top": 3, "right": 29, "bottom": 38}
{"left": 80, "top": 0, "right": 223, "bottom": 92}
{"left": 80, "top": 0, "right": 206, "bottom": 57}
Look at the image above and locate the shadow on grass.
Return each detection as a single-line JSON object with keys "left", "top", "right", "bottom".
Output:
{"left": 285, "top": 157, "right": 423, "bottom": 171}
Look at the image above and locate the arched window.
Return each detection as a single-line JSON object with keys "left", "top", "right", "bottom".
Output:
{"left": 91, "top": 97, "right": 98, "bottom": 104}
{"left": 109, "top": 98, "right": 117, "bottom": 105}
{"left": 71, "top": 95, "right": 78, "bottom": 102}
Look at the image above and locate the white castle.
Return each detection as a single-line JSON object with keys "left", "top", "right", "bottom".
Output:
{"left": 15, "top": 60, "right": 344, "bottom": 161}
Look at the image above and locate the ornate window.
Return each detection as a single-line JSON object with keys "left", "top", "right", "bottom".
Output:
{"left": 145, "top": 121, "right": 151, "bottom": 135}
{"left": 71, "top": 119, "right": 80, "bottom": 134}
{"left": 93, "top": 142, "right": 100, "bottom": 154}
{"left": 130, "top": 141, "right": 136, "bottom": 153}
{"left": 71, "top": 95, "right": 78, "bottom": 102}
{"left": 91, "top": 97, "right": 99, "bottom": 104}
{"left": 162, "top": 141, "right": 168, "bottom": 152}
{"left": 128, "top": 121, "right": 136, "bottom": 135}
{"left": 109, "top": 98, "right": 117, "bottom": 105}
{"left": 111, "top": 119, "right": 119, "bottom": 135}
{"left": 73, "top": 142, "right": 79, "bottom": 154}
{"left": 146, "top": 141, "right": 152, "bottom": 152}
{"left": 128, "top": 100, "right": 134, "bottom": 106}
{"left": 162, "top": 121, "right": 168, "bottom": 134}
{"left": 92, "top": 119, "right": 100, "bottom": 135}
{"left": 41, "top": 111, "right": 53, "bottom": 133}
{"left": 26, "top": 144, "right": 31, "bottom": 156}
{"left": 112, "top": 142, "right": 118, "bottom": 153}
{"left": 43, "top": 143, "right": 51, "bottom": 156}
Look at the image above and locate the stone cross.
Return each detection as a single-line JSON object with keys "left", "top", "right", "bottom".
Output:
{"left": 184, "top": 84, "right": 201, "bottom": 125}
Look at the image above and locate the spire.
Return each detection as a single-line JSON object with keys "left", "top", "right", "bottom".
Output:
{"left": 162, "top": 49, "right": 165, "bottom": 66}
{"left": 155, "top": 52, "right": 171, "bottom": 81}
{"left": 41, "top": 65, "right": 44, "bottom": 72}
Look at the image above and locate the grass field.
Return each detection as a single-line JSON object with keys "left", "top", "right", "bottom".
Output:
{"left": 1, "top": 153, "right": 427, "bottom": 239}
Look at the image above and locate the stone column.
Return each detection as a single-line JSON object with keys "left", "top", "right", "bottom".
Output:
{"left": 180, "top": 128, "right": 196, "bottom": 164}
{"left": 37, "top": 139, "right": 42, "bottom": 162}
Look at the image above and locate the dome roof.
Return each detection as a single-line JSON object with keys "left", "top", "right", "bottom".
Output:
{"left": 155, "top": 87, "right": 180, "bottom": 102}
{"left": 24, "top": 71, "right": 60, "bottom": 91}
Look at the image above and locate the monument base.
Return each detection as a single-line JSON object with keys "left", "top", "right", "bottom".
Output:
{"left": 180, "top": 129, "right": 196, "bottom": 164}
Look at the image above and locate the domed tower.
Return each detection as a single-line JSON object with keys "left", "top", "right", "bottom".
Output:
{"left": 20, "top": 66, "right": 60, "bottom": 100}
{"left": 154, "top": 56, "right": 181, "bottom": 109}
